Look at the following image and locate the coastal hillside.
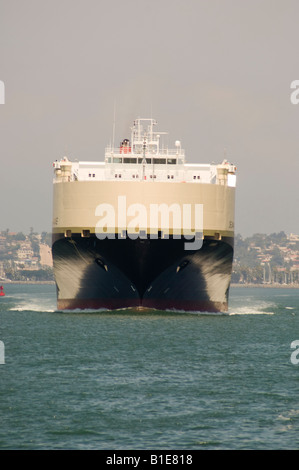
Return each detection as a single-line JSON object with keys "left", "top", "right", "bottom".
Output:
{"left": 0, "top": 230, "right": 298, "bottom": 285}
{"left": 232, "top": 232, "right": 299, "bottom": 285}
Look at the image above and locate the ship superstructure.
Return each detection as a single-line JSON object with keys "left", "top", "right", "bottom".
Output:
{"left": 52, "top": 118, "right": 236, "bottom": 312}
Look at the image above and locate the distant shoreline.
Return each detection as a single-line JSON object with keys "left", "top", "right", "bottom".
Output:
{"left": 231, "top": 283, "right": 299, "bottom": 289}
{"left": 1, "top": 280, "right": 298, "bottom": 289}
{"left": 0, "top": 280, "right": 55, "bottom": 285}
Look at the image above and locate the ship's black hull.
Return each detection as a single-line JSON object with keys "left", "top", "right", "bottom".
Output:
{"left": 52, "top": 234, "right": 234, "bottom": 312}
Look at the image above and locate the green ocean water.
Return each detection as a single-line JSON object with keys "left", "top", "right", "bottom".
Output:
{"left": 0, "top": 283, "right": 298, "bottom": 450}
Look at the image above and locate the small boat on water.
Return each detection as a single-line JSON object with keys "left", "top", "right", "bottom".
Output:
{"left": 0, "top": 286, "right": 5, "bottom": 297}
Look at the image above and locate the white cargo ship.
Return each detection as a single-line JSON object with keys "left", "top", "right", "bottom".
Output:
{"left": 52, "top": 118, "right": 236, "bottom": 312}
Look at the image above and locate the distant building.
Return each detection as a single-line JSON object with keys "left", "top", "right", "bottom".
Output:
{"left": 17, "top": 248, "right": 34, "bottom": 259}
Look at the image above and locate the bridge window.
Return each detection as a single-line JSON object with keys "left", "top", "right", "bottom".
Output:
{"left": 123, "top": 157, "right": 137, "bottom": 163}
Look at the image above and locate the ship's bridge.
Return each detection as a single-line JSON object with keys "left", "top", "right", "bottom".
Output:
{"left": 105, "top": 118, "right": 185, "bottom": 167}
{"left": 53, "top": 118, "right": 236, "bottom": 187}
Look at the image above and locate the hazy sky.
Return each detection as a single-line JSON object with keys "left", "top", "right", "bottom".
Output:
{"left": 0, "top": 0, "right": 299, "bottom": 237}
